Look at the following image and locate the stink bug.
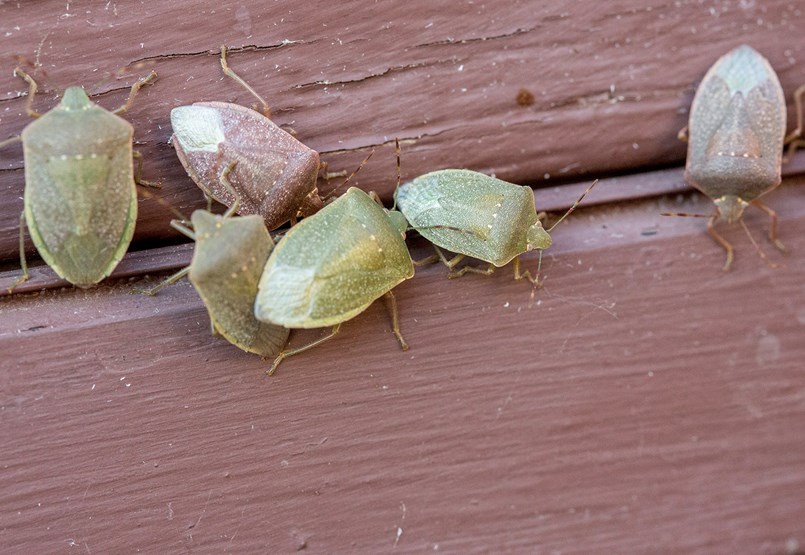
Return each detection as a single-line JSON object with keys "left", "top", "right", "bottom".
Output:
{"left": 170, "top": 46, "right": 324, "bottom": 231}
{"left": 254, "top": 186, "right": 414, "bottom": 374}
{"left": 674, "top": 44, "right": 804, "bottom": 270}
{"left": 143, "top": 166, "right": 289, "bottom": 359}
{"left": 2, "top": 67, "right": 156, "bottom": 290}
{"left": 394, "top": 169, "right": 596, "bottom": 285}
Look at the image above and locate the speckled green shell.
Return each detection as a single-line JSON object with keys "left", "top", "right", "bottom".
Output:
{"left": 20, "top": 87, "right": 138, "bottom": 287}
{"left": 394, "top": 169, "right": 549, "bottom": 266}
{"left": 254, "top": 187, "right": 414, "bottom": 328}
{"left": 189, "top": 210, "right": 289, "bottom": 357}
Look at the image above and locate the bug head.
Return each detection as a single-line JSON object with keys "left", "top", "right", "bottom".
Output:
{"left": 713, "top": 195, "right": 749, "bottom": 224}
{"left": 60, "top": 87, "right": 93, "bottom": 111}
{"left": 386, "top": 208, "right": 409, "bottom": 238}
{"left": 526, "top": 221, "right": 552, "bottom": 251}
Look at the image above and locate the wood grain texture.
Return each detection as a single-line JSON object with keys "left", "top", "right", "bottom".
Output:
{"left": 3, "top": 176, "right": 805, "bottom": 553}
{"left": 3, "top": 1, "right": 805, "bottom": 553}
{"left": 1, "top": 0, "right": 804, "bottom": 261}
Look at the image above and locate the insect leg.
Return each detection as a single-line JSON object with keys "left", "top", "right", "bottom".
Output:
{"left": 430, "top": 245, "right": 494, "bottom": 279}
{"left": 112, "top": 70, "right": 157, "bottom": 115}
{"left": 383, "top": 290, "right": 409, "bottom": 351}
{"left": 706, "top": 212, "right": 734, "bottom": 271}
{"left": 139, "top": 266, "right": 191, "bottom": 296}
{"left": 218, "top": 161, "right": 241, "bottom": 217}
{"left": 412, "top": 253, "right": 439, "bottom": 266}
{"left": 751, "top": 200, "right": 786, "bottom": 252}
{"left": 13, "top": 68, "right": 42, "bottom": 118}
{"left": 132, "top": 150, "right": 160, "bottom": 188}
{"left": 448, "top": 262, "right": 496, "bottom": 279}
{"left": 7, "top": 212, "right": 30, "bottom": 293}
{"left": 432, "top": 245, "right": 463, "bottom": 269}
{"left": 323, "top": 151, "right": 374, "bottom": 202}
{"left": 0, "top": 135, "right": 21, "bottom": 149}
{"left": 319, "top": 161, "right": 348, "bottom": 181}
{"left": 784, "top": 84, "right": 805, "bottom": 162}
{"left": 268, "top": 324, "right": 342, "bottom": 376}
{"left": 738, "top": 218, "right": 779, "bottom": 270}
{"left": 220, "top": 45, "right": 271, "bottom": 116}
{"left": 512, "top": 255, "right": 543, "bottom": 287}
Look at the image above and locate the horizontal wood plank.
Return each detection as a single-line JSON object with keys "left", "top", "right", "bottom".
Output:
{"left": 3, "top": 2, "right": 805, "bottom": 552}
{"left": 1, "top": 0, "right": 804, "bottom": 260}
{"left": 3, "top": 177, "right": 805, "bottom": 553}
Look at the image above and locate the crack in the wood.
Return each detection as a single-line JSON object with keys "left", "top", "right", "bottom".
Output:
{"left": 0, "top": 82, "right": 154, "bottom": 112}
{"left": 126, "top": 41, "right": 305, "bottom": 66}
{"left": 319, "top": 128, "right": 457, "bottom": 155}
{"left": 549, "top": 87, "right": 678, "bottom": 110}
{"left": 413, "top": 26, "right": 535, "bottom": 49}
{"left": 294, "top": 58, "right": 459, "bottom": 89}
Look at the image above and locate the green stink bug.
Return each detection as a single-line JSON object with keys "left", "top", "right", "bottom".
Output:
{"left": 143, "top": 166, "right": 289, "bottom": 359}
{"left": 254, "top": 186, "right": 414, "bottom": 374}
{"left": 170, "top": 46, "right": 326, "bottom": 231}
{"left": 3, "top": 67, "right": 156, "bottom": 290}
{"left": 394, "top": 169, "right": 596, "bottom": 285}
{"left": 673, "top": 44, "right": 804, "bottom": 270}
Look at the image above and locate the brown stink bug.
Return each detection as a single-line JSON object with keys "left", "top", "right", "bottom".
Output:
{"left": 170, "top": 46, "right": 326, "bottom": 231}
{"left": 671, "top": 44, "right": 803, "bottom": 270}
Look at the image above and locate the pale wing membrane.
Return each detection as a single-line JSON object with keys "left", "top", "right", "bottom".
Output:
{"left": 420, "top": 193, "right": 504, "bottom": 261}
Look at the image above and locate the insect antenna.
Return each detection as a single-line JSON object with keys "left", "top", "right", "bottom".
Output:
{"left": 547, "top": 179, "right": 599, "bottom": 233}
{"left": 321, "top": 149, "right": 375, "bottom": 201}
{"left": 390, "top": 138, "right": 402, "bottom": 210}
{"left": 738, "top": 218, "right": 779, "bottom": 269}
{"left": 137, "top": 185, "right": 190, "bottom": 224}
{"left": 0, "top": 135, "right": 22, "bottom": 148}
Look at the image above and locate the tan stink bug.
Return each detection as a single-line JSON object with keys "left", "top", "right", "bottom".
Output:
{"left": 671, "top": 44, "right": 804, "bottom": 270}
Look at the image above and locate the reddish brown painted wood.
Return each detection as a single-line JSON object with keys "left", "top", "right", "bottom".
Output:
{"left": 3, "top": 176, "right": 805, "bottom": 553}
{"left": 3, "top": 2, "right": 805, "bottom": 553}
{"left": 1, "top": 1, "right": 804, "bottom": 261}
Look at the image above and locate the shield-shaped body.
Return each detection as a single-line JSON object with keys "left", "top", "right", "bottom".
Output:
{"left": 254, "top": 187, "right": 414, "bottom": 328}
{"left": 685, "top": 45, "right": 786, "bottom": 217}
{"left": 189, "top": 210, "right": 289, "bottom": 357}
{"left": 395, "top": 169, "right": 548, "bottom": 266}
{"left": 171, "top": 102, "right": 320, "bottom": 230}
{"left": 21, "top": 87, "right": 138, "bottom": 288}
